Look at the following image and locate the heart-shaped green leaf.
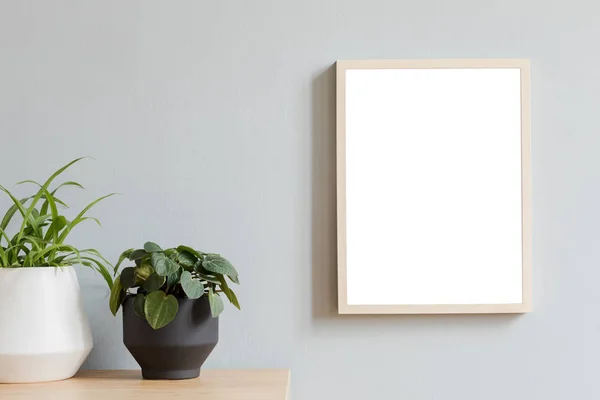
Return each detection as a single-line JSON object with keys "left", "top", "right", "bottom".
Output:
{"left": 133, "top": 293, "right": 146, "bottom": 318}
{"left": 202, "top": 255, "right": 238, "bottom": 277}
{"left": 208, "top": 287, "right": 224, "bottom": 317}
{"left": 109, "top": 276, "right": 125, "bottom": 316}
{"left": 143, "top": 273, "right": 166, "bottom": 292}
{"left": 176, "top": 245, "right": 205, "bottom": 259}
{"left": 180, "top": 271, "right": 204, "bottom": 299}
{"left": 165, "top": 258, "right": 180, "bottom": 274}
{"left": 128, "top": 249, "right": 148, "bottom": 261}
{"left": 144, "top": 242, "right": 163, "bottom": 253}
{"left": 120, "top": 267, "right": 136, "bottom": 288}
{"left": 136, "top": 261, "right": 154, "bottom": 281}
{"left": 150, "top": 252, "right": 165, "bottom": 271}
{"left": 177, "top": 250, "right": 197, "bottom": 269}
{"left": 167, "top": 269, "right": 181, "bottom": 286}
{"left": 151, "top": 252, "right": 180, "bottom": 276}
{"left": 144, "top": 291, "right": 178, "bottom": 330}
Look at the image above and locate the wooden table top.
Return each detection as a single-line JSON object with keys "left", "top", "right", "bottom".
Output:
{"left": 0, "top": 369, "right": 291, "bottom": 399}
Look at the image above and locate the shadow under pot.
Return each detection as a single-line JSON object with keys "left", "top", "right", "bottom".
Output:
{"left": 122, "top": 295, "right": 218, "bottom": 380}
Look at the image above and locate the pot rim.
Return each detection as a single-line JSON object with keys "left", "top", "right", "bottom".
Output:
{"left": 124, "top": 293, "right": 209, "bottom": 301}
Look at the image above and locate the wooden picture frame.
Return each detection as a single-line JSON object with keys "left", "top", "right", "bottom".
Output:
{"left": 336, "top": 59, "right": 531, "bottom": 314}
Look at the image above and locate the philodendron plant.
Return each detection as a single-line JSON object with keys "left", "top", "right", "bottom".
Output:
{"left": 110, "top": 242, "right": 240, "bottom": 329}
{"left": 0, "top": 158, "right": 114, "bottom": 286}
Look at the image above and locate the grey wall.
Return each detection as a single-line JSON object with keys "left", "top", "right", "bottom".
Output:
{"left": 0, "top": 1, "right": 598, "bottom": 399}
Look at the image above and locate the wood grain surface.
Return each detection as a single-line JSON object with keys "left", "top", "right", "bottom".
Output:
{"left": 0, "top": 369, "right": 290, "bottom": 400}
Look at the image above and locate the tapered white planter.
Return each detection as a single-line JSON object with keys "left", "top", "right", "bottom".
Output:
{"left": 0, "top": 267, "right": 93, "bottom": 383}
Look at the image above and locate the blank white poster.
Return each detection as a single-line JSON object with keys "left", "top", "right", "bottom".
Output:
{"left": 344, "top": 68, "right": 523, "bottom": 306}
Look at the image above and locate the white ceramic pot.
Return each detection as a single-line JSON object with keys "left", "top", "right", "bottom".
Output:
{"left": 0, "top": 267, "right": 93, "bottom": 383}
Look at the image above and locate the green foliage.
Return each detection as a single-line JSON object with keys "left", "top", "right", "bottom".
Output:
{"left": 180, "top": 270, "right": 204, "bottom": 299}
{"left": 110, "top": 276, "right": 124, "bottom": 315}
{"left": 120, "top": 267, "right": 137, "bottom": 288}
{"left": 143, "top": 273, "right": 165, "bottom": 292}
{"left": 110, "top": 242, "right": 240, "bottom": 329}
{"left": 0, "top": 158, "right": 114, "bottom": 288}
{"left": 133, "top": 293, "right": 146, "bottom": 318}
{"left": 144, "top": 242, "right": 162, "bottom": 253}
{"left": 202, "top": 254, "right": 238, "bottom": 277}
{"left": 151, "top": 252, "right": 179, "bottom": 276}
{"left": 208, "top": 287, "right": 224, "bottom": 317}
{"left": 144, "top": 291, "right": 179, "bottom": 330}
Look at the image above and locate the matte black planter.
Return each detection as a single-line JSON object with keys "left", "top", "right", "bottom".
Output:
{"left": 122, "top": 296, "right": 218, "bottom": 380}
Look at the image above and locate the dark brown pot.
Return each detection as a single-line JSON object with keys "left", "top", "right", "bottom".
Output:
{"left": 122, "top": 295, "right": 218, "bottom": 380}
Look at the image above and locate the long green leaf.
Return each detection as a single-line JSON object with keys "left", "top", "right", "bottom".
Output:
{"left": 44, "top": 216, "right": 67, "bottom": 242}
{"left": 0, "top": 186, "right": 31, "bottom": 263}
{"left": 225, "top": 288, "right": 240, "bottom": 310}
{"left": 57, "top": 193, "right": 115, "bottom": 244}
{"left": 18, "top": 181, "right": 70, "bottom": 208}
{"left": 5, "top": 249, "right": 26, "bottom": 266}
{"left": 21, "top": 236, "right": 45, "bottom": 251}
{"left": 218, "top": 275, "right": 241, "bottom": 310}
{"left": 16, "top": 180, "right": 42, "bottom": 187}
{"left": 69, "top": 248, "right": 114, "bottom": 287}
{"left": 40, "top": 195, "right": 68, "bottom": 215}
{"left": 0, "top": 193, "right": 64, "bottom": 232}
{"left": 72, "top": 216, "right": 102, "bottom": 228}
{"left": 1, "top": 197, "right": 29, "bottom": 231}
{"left": 31, "top": 213, "right": 53, "bottom": 227}
{"left": 15, "top": 158, "right": 86, "bottom": 248}
{"left": 30, "top": 243, "right": 80, "bottom": 265}
{"left": 0, "top": 242, "right": 8, "bottom": 266}
{"left": 62, "top": 254, "right": 113, "bottom": 287}
{"left": 114, "top": 249, "right": 134, "bottom": 275}
{"left": 43, "top": 189, "right": 60, "bottom": 244}
{"left": 81, "top": 256, "right": 113, "bottom": 288}
{"left": 79, "top": 248, "right": 112, "bottom": 265}
{"left": 109, "top": 277, "right": 125, "bottom": 315}
{"left": 0, "top": 226, "right": 11, "bottom": 246}
{"left": 0, "top": 187, "right": 28, "bottom": 223}
{"left": 53, "top": 181, "right": 84, "bottom": 191}
{"left": 39, "top": 200, "right": 47, "bottom": 216}
{"left": 3, "top": 242, "right": 30, "bottom": 256}
{"left": 51, "top": 197, "right": 68, "bottom": 208}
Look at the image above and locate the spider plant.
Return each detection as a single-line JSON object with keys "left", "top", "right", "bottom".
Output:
{"left": 0, "top": 157, "right": 114, "bottom": 288}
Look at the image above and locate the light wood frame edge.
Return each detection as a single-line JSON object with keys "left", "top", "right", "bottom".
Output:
{"left": 336, "top": 59, "right": 532, "bottom": 315}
